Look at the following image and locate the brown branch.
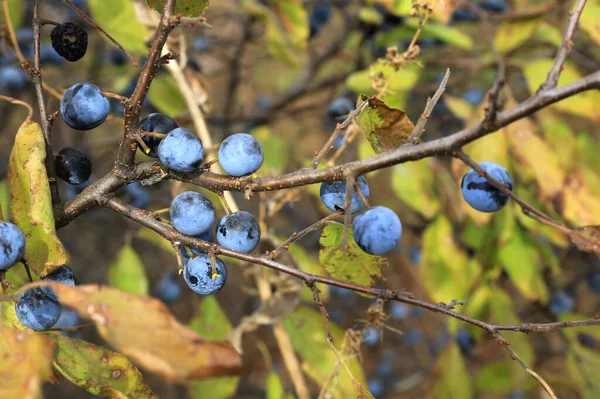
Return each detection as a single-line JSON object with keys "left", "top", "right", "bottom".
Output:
{"left": 539, "top": 0, "right": 588, "bottom": 90}
{"left": 31, "top": 0, "right": 60, "bottom": 206}
{"left": 405, "top": 68, "right": 450, "bottom": 144}
{"left": 116, "top": 0, "right": 176, "bottom": 168}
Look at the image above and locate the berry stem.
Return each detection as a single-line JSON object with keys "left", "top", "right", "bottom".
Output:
{"left": 217, "top": 191, "right": 233, "bottom": 215}
{"left": 0, "top": 95, "right": 33, "bottom": 119}
{"left": 142, "top": 131, "right": 167, "bottom": 139}
{"left": 172, "top": 242, "right": 185, "bottom": 272}
{"left": 22, "top": 261, "right": 33, "bottom": 283}
{"left": 39, "top": 18, "right": 60, "bottom": 27}
{"left": 353, "top": 181, "right": 369, "bottom": 209}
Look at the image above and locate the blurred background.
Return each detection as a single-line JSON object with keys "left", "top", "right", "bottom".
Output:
{"left": 1, "top": 0, "right": 600, "bottom": 398}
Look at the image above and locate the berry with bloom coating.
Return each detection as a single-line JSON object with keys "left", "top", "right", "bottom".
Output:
{"left": 216, "top": 211, "right": 261, "bottom": 253}
{"left": 15, "top": 288, "right": 62, "bottom": 331}
{"left": 352, "top": 206, "right": 402, "bottom": 255}
{"left": 158, "top": 128, "right": 204, "bottom": 172}
{"left": 218, "top": 133, "right": 264, "bottom": 177}
{"left": 183, "top": 255, "right": 228, "bottom": 295}
{"left": 60, "top": 83, "right": 110, "bottom": 130}
{"left": 460, "top": 162, "right": 512, "bottom": 212}
{"left": 170, "top": 191, "right": 216, "bottom": 236}
{"left": 0, "top": 222, "right": 26, "bottom": 270}
{"left": 40, "top": 265, "right": 77, "bottom": 301}
{"left": 320, "top": 176, "right": 369, "bottom": 214}
{"left": 139, "top": 113, "right": 178, "bottom": 158}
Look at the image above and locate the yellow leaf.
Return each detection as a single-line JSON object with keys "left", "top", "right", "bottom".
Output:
{"left": 8, "top": 121, "right": 67, "bottom": 276}
{"left": 48, "top": 283, "right": 243, "bottom": 382}
{"left": 494, "top": 18, "right": 540, "bottom": 54}
{"left": 0, "top": 326, "right": 54, "bottom": 399}
{"left": 579, "top": 1, "right": 600, "bottom": 47}
{"left": 561, "top": 172, "right": 600, "bottom": 226}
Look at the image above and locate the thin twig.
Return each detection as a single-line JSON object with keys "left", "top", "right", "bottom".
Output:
{"left": 63, "top": 0, "right": 138, "bottom": 67}
{"left": 0, "top": 95, "right": 33, "bottom": 119}
{"left": 540, "top": 0, "right": 588, "bottom": 90}
{"left": 405, "top": 68, "right": 450, "bottom": 144}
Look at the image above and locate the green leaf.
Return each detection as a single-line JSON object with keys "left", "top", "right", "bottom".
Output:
{"left": 0, "top": 180, "right": 8, "bottom": 220}
{"left": 475, "top": 362, "right": 513, "bottom": 393}
{"left": 108, "top": 244, "right": 149, "bottom": 295}
{"left": 407, "top": 19, "right": 473, "bottom": 50}
{"left": 0, "top": 0, "right": 23, "bottom": 31}
{"left": 0, "top": 326, "right": 54, "bottom": 399}
{"left": 523, "top": 60, "right": 600, "bottom": 121}
{"left": 188, "top": 296, "right": 240, "bottom": 399}
{"left": 252, "top": 126, "right": 291, "bottom": 175}
{"left": 146, "top": 0, "right": 210, "bottom": 17}
{"left": 443, "top": 95, "right": 474, "bottom": 121}
{"left": 8, "top": 121, "right": 67, "bottom": 276}
{"left": 579, "top": 1, "right": 600, "bottom": 47}
{"left": 52, "top": 335, "right": 157, "bottom": 398}
{"left": 391, "top": 158, "right": 440, "bottom": 219}
{"left": 147, "top": 74, "right": 188, "bottom": 117}
{"left": 272, "top": 0, "right": 309, "bottom": 49}
{"left": 267, "top": 371, "right": 295, "bottom": 399}
{"left": 532, "top": 22, "right": 564, "bottom": 47}
{"left": 567, "top": 342, "right": 600, "bottom": 398}
{"left": 283, "top": 306, "right": 366, "bottom": 399}
{"left": 497, "top": 225, "right": 548, "bottom": 302}
{"left": 538, "top": 111, "right": 577, "bottom": 171}
{"left": 48, "top": 283, "right": 242, "bottom": 381}
{"left": 427, "top": 344, "right": 474, "bottom": 399}
{"left": 319, "top": 223, "right": 387, "bottom": 288}
{"left": 241, "top": 0, "right": 301, "bottom": 66}
{"left": 420, "top": 215, "right": 480, "bottom": 303}
{"left": 89, "top": 0, "right": 148, "bottom": 54}
{"left": 494, "top": 18, "right": 540, "bottom": 54}
{"left": 356, "top": 96, "right": 414, "bottom": 153}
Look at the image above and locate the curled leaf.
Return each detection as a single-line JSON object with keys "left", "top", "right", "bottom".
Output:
{"left": 47, "top": 283, "right": 243, "bottom": 381}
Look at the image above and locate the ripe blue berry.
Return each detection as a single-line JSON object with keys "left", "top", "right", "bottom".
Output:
{"left": 15, "top": 288, "right": 62, "bottom": 331}
{"left": 158, "top": 128, "right": 204, "bottom": 173}
{"left": 309, "top": 3, "right": 332, "bottom": 37}
{"left": 362, "top": 327, "right": 381, "bottom": 346}
{"left": 54, "top": 147, "right": 92, "bottom": 185}
{"left": 320, "top": 176, "right": 369, "bottom": 214}
{"left": 60, "top": 83, "right": 110, "bottom": 130}
{"left": 139, "top": 113, "right": 178, "bottom": 158}
{"left": 183, "top": 255, "right": 228, "bottom": 295}
{"left": 327, "top": 96, "right": 354, "bottom": 121}
{"left": 548, "top": 290, "right": 575, "bottom": 315}
{"left": 368, "top": 378, "right": 384, "bottom": 398}
{"left": 40, "top": 265, "right": 77, "bottom": 301}
{"left": 170, "top": 191, "right": 216, "bottom": 236}
{"left": 218, "top": 133, "right": 264, "bottom": 177}
{"left": 124, "top": 182, "right": 151, "bottom": 209}
{"left": 179, "top": 229, "right": 214, "bottom": 260}
{"left": 456, "top": 328, "right": 475, "bottom": 354}
{"left": 156, "top": 271, "right": 183, "bottom": 303}
{"left": 216, "top": 211, "right": 261, "bottom": 253}
{"left": 0, "top": 222, "right": 26, "bottom": 270}
{"left": 0, "top": 66, "right": 27, "bottom": 94}
{"left": 460, "top": 162, "right": 512, "bottom": 212}
{"left": 352, "top": 206, "right": 402, "bottom": 255}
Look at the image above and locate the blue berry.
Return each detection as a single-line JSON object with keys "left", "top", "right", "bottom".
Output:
{"left": 456, "top": 328, "right": 475, "bottom": 354}
{"left": 451, "top": 8, "right": 479, "bottom": 22}
{"left": 368, "top": 377, "right": 384, "bottom": 398}
{"left": 332, "top": 135, "right": 346, "bottom": 150}
{"left": 309, "top": 3, "right": 332, "bottom": 37}
{"left": 327, "top": 96, "right": 354, "bottom": 121}
{"left": 216, "top": 211, "right": 261, "bottom": 253}
{"left": 404, "top": 328, "right": 424, "bottom": 345}
{"left": 548, "top": 290, "right": 575, "bottom": 315}
{"left": 352, "top": 206, "right": 402, "bottom": 255}
{"left": 0, "top": 66, "right": 27, "bottom": 94}
{"left": 158, "top": 128, "right": 204, "bottom": 173}
{"left": 463, "top": 88, "right": 485, "bottom": 105}
{"left": 481, "top": 0, "right": 507, "bottom": 13}
{"left": 40, "top": 43, "right": 65, "bottom": 65}
{"left": 156, "top": 271, "right": 183, "bottom": 303}
{"left": 0, "top": 222, "right": 26, "bottom": 270}
{"left": 60, "top": 83, "right": 110, "bottom": 130}
{"left": 15, "top": 288, "right": 62, "bottom": 331}
{"left": 362, "top": 327, "right": 381, "bottom": 346}
{"left": 54, "top": 147, "right": 92, "bottom": 185}
{"left": 139, "top": 113, "right": 178, "bottom": 158}
{"left": 409, "top": 244, "right": 422, "bottom": 264}
{"left": 183, "top": 254, "right": 228, "bottom": 295}
{"left": 506, "top": 391, "right": 526, "bottom": 399}
{"left": 194, "top": 37, "right": 210, "bottom": 52}
{"left": 588, "top": 272, "right": 600, "bottom": 293}
{"left": 40, "top": 265, "right": 77, "bottom": 301}
{"left": 107, "top": 49, "right": 127, "bottom": 66}
{"left": 53, "top": 308, "right": 80, "bottom": 330}
{"left": 124, "top": 182, "right": 151, "bottom": 209}
{"left": 218, "top": 133, "right": 264, "bottom": 177}
{"left": 460, "top": 162, "right": 512, "bottom": 212}
{"left": 577, "top": 333, "right": 597, "bottom": 349}
{"left": 320, "top": 176, "right": 370, "bottom": 214}
{"left": 390, "top": 302, "right": 409, "bottom": 320}
{"left": 170, "top": 191, "right": 216, "bottom": 236}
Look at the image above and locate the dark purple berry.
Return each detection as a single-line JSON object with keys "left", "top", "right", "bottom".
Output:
{"left": 50, "top": 22, "right": 88, "bottom": 62}
{"left": 55, "top": 147, "right": 92, "bottom": 185}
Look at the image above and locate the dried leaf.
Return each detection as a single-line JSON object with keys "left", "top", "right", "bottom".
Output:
{"left": 48, "top": 283, "right": 242, "bottom": 381}
{"left": 357, "top": 96, "right": 414, "bottom": 153}
{"left": 570, "top": 225, "right": 600, "bottom": 255}
{"left": 8, "top": 120, "right": 67, "bottom": 276}
{"left": 0, "top": 326, "right": 54, "bottom": 399}
{"left": 52, "top": 335, "right": 157, "bottom": 398}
